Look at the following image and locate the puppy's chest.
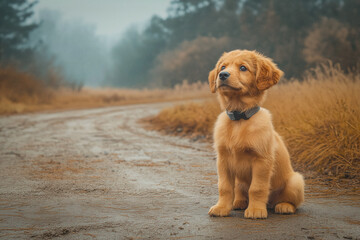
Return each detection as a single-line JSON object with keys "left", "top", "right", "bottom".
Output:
{"left": 216, "top": 121, "right": 255, "bottom": 178}
{"left": 215, "top": 120, "right": 252, "bottom": 150}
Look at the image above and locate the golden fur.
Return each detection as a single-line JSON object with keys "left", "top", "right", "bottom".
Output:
{"left": 208, "top": 50, "right": 304, "bottom": 219}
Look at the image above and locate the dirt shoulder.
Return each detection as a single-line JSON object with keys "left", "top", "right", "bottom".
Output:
{"left": 0, "top": 102, "right": 359, "bottom": 239}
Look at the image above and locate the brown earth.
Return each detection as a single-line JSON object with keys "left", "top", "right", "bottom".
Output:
{"left": 0, "top": 102, "right": 359, "bottom": 239}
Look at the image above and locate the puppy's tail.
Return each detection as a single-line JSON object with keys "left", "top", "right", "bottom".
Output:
{"left": 287, "top": 172, "right": 305, "bottom": 207}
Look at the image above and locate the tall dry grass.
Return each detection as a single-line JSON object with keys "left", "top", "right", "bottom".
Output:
{"left": 0, "top": 66, "right": 53, "bottom": 113}
{"left": 266, "top": 63, "right": 360, "bottom": 179}
{"left": 146, "top": 64, "right": 360, "bottom": 179}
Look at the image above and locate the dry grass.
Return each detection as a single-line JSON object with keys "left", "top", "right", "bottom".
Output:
{"left": 0, "top": 66, "right": 53, "bottom": 114}
{"left": 0, "top": 67, "right": 211, "bottom": 115}
{"left": 145, "top": 63, "right": 360, "bottom": 180}
{"left": 143, "top": 101, "right": 220, "bottom": 140}
{"left": 265, "top": 63, "right": 360, "bottom": 179}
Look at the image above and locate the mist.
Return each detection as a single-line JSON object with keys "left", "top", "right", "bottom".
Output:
{"left": 30, "top": 10, "right": 110, "bottom": 87}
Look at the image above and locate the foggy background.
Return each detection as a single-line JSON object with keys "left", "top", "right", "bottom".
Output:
{"left": 1, "top": 0, "right": 359, "bottom": 88}
{"left": 30, "top": 0, "right": 170, "bottom": 87}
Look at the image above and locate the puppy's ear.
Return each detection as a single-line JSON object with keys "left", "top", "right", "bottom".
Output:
{"left": 208, "top": 52, "right": 228, "bottom": 93}
{"left": 208, "top": 68, "right": 217, "bottom": 93}
{"left": 255, "top": 54, "right": 284, "bottom": 91}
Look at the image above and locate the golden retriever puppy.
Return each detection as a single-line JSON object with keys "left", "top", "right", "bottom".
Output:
{"left": 208, "top": 50, "right": 304, "bottom": 219}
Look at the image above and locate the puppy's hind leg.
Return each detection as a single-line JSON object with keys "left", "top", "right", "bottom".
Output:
{"left": 273, "top": 172, "right": 305, "bottom": 214}
{"left": 233, "top": 178, "right": 249, "bottom": 210}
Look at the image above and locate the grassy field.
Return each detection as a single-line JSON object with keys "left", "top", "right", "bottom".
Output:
{"left": 145, "top": 64, "right": 360, "bottom": 181}
{"left": 0, "top": 67, "right": 211, "bottom": 115}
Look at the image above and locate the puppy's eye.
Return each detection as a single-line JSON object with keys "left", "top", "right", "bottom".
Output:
{"left": 221, "top": 66, "right": 226, "bottom": 70}
{"left": 240, "top": 66, "right": 247, "bottom": 71}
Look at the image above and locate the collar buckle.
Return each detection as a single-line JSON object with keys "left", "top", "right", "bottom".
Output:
{"left": 226, "top": 111, "right": 236, "bottom": 121}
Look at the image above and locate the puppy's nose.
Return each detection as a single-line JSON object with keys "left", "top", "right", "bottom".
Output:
{"left": 219, "top": 71, "right": 230, "bottom": 81}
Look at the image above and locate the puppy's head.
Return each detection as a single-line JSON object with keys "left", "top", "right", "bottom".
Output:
{"left": 208, "top": 50, "right": 283, "bottom": 95}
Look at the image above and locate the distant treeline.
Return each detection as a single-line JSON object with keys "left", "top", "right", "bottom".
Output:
{"left": 106, "top": 0, "right": 360, "bottom": 88}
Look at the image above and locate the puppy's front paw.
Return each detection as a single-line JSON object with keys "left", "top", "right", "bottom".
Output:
{"left": 275, "top": 202, "right": 295, "bottom": 214}
{"left": 244, "top": 207, "right": 267, "bottom": 219}
{"left": 208, "top": 204, "right": 231, "bottom": 217}
{"left": 233, "top": 200, "right": 248, "bottom": 210}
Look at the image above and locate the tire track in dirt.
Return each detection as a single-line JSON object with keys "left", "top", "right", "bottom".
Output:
{"left": 0, "top": 102, "right": 359, "bottom": 239}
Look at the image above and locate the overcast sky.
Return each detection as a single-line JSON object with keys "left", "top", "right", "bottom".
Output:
{"left": 34, "top": 0, "right": 171, "bottom": 42}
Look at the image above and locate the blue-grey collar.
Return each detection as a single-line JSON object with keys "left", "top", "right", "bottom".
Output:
{"left": 226, "top": 106, "right": 260, "bottom": 121}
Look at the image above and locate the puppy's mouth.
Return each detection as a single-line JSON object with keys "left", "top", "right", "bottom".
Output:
{"left": 218, "top": 84, "right": 241, "bottom": 91}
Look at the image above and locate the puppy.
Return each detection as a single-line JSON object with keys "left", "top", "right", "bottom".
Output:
{"left": 208, "top": 50, "right": 304, "bottom": 219}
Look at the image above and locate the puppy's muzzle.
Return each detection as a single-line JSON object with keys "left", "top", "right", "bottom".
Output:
{"left": 219, "top": 71, "right": 230, "bottom": 81}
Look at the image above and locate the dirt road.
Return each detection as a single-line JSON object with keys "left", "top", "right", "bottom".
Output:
{"left": 0, "top": 102, "right": 359, "bottom": 239}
